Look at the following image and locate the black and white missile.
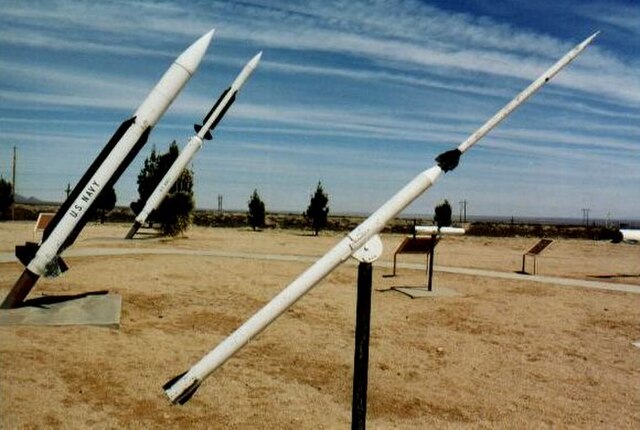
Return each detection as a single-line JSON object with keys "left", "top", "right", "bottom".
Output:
{"left": 163, "top": 32, "right": 598, "bottom": 404}
{"left": 125, "top": 52, "right": 262, "bottom": 239}
{"left": 1, "top": 30, "right": 215, "bottom": 309}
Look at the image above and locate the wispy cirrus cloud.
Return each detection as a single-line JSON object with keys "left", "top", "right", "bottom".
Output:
{"left": 0, "top": 0, "right": 638, "bottom": 216}
{"left": 2, "top": 0, "right": 638, "bottom": 106}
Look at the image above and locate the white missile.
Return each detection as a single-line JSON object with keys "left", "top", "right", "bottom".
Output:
{"left": 163, "top": 32, "right": 598, "bottom": 404}
{"left": 619, "top": 229, "right": 640, "bottom": 243}
{"left": 1, "top": 30, "right": 214, "bottom": 309}
{"left": 414, "top": 226, "right": 465, "bottom": 235}
{"left": 125, "top": 52, "right": 262, "bottom": 239}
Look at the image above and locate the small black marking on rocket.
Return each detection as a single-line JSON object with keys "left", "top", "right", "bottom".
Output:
{"left": 435, "top": 149, "right": 462, "bottom": 172}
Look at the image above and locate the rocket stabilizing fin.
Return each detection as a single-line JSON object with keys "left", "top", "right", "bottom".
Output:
{"left": 193, "top": 87, "right": 236, "bottom": 140}
{"left": 163, "top": 372, "right": 201, "bottom": 405}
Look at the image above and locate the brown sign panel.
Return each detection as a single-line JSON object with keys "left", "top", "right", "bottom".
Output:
{"left": 525, "top": 239, "right": 553, "bottom": 256}
{"left": 395, "top": 236, "right": 440, "bottom": 254}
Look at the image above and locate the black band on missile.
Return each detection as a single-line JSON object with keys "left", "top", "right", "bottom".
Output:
{"left": 435, "top": 149, "right": 462, "bottom": 172}
{"left": 194, "top": 124, "right": 212, "bottom": 140}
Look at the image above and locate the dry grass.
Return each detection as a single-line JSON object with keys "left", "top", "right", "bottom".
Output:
{"left": 1, "top": 222, "right": 639, "bottom": 428}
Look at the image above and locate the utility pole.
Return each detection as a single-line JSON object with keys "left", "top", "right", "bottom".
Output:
{"left": 217, "top": 194, "right": 223, "bottom": 213}
{"left": 459, "top": 200, "right": 467, "bottom": 223}
{"left": 581, "top": 208, "right": 590, "bottom": 226}
{"left": 11, "top": 146, "right": 16, "bottom": 220}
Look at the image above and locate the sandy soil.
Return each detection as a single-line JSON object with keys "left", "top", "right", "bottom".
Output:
{"left": 1, "top": 222, "right": 639, "bottom": 429}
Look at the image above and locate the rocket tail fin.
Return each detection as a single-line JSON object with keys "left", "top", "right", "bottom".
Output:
{"left": 193, "top": 87, "right": 236, "bottom": 140}
{"left": 14, "top": 242, "right": 66, "bottom": 277}
{"left": 163, "top": 372, "right": 202, "bottom": 405}
{"left": 193, "top": 124, "right": 212, "bottom": 140}
{"left": 15, "top": 242, "right": 40, "bottom": 267}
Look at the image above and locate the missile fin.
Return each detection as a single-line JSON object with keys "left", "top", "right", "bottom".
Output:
{"left": 163, "top": 372, "right": 202, "bottom": 404}
{"left": 43, "top": 256, "right": 68, "bottom": 278}
{"left": 174, "top": 381, "right": 201, "bottom": 405}
{"left": 435, "top": 149, "right": 461, "bottom": 172}
{"left": 209, "top": 92, "right": 236, "bottom": 132}
{"left": 194, "top": 87, "right": 231, "bottom": 140}
{"left": 15, "top": 242, "right": 39, "bottom": 267}
{"left": 193, "top": 124, "right": 212, "bottom": 140}
{"left": 163, "top": 371, "right": 187, "bottom": 390}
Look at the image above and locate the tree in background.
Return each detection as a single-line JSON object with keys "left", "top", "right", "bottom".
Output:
{"left": 0, "top": 177, "right": 13, "bottom": 220}
{"left": 304, "top": 181, "right": 329, "bottom": 236}
{"left": 130, "top": 141, "right": 194, "bottom": 236}
{"left": 247, "top": 189, "right": 265, "bottom": 231}
{"left": 434, "top": 199, "right": 452, "bottom": 228}
{"left": 92, "top": 186, "right": 117, "bottom": 224}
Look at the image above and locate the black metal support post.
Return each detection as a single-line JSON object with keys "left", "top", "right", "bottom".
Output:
{"left": 352, "top": 262, "right": 373, "bottom": 430}
{"left": 427, "top": 234, "right": 436, "bottom": 291}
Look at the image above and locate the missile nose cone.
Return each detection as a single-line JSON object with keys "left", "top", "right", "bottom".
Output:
{"left": 176, "top": 29, "right": 215, "bottom": 75}
{"left": 578, "top": 31, "right": 600, "bottom": 49}
{"left": 587, "top": 30, "right": 600, "bottom": 42}
{"left": 250, "top": 51, "right": 263, "bottom": 68}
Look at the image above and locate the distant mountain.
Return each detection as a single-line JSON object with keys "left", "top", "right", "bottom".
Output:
{"left": 14, "top": 194, "right": 54, "bottom": 205}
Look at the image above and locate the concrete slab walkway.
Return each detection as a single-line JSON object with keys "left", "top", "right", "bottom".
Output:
{"left": 1, "top": 247, "right": 639, "bottom": 294}
{"left": 0, "top": 292, "right": 121, "bottom": 328}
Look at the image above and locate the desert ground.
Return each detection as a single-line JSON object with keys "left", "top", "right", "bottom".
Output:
{"left": 1, "top": 221, "right": 639, "bottom": 429}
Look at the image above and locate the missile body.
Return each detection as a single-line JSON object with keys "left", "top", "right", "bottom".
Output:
{"left": 164, "top": 32, "right": 598, "bottom": 404}
{"left": 1, "top": 30, "right": 215, "bottom": 309}
{"left": 619, "top": 229, "right": 640, "bottom": 243}
{"left": 414, "top": 226, "right": 465, "bottom": 235}
{"left": 126, "top": 52, "right": 262, "bottom": 239}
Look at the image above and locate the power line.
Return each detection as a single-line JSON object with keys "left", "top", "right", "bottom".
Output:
{"left": 581, "top": 208, "right": 590, "bottom": 226}
{"left": 459, "top": 200, "right": 467, "bottom": 223}
{"left": 12, "top": 146, "right": 16, "bottom": 220}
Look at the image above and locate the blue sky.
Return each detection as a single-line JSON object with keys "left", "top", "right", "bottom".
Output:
{"left": 1, "top": 0, "right": 638, "bottom": 220}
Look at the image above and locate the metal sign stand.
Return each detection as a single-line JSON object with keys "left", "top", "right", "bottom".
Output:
{"left": 351, "top": 235, "right": 383, "bottom": 430}
{"left": 427, "top": 234, "right": 436, "bottom": 291}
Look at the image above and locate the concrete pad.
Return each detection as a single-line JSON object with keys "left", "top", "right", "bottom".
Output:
{"left": 0, "top": 292, "right": 121, "bottom": 328}
{"left": 390, "top": 286, "right": 461, "bottom": 299}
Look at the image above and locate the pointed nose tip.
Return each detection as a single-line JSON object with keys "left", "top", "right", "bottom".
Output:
{"left": 176, "top": 29, "right": 215, "bottom": 75}
{"left": 248, "top": 51, "right": 263, "bottom": 68}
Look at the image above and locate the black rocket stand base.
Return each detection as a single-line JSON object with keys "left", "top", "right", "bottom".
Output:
{"left": 1, "top": 269, "right": 40, "bottom": 309}
{"left": 350, "top": 235, "right": 383, "bottom": 430}
{"left": 125, "top": 221, "right": 142, "bottom": 239}
{"left": 352, "top": 261, "right": 373, "bottom": 430}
